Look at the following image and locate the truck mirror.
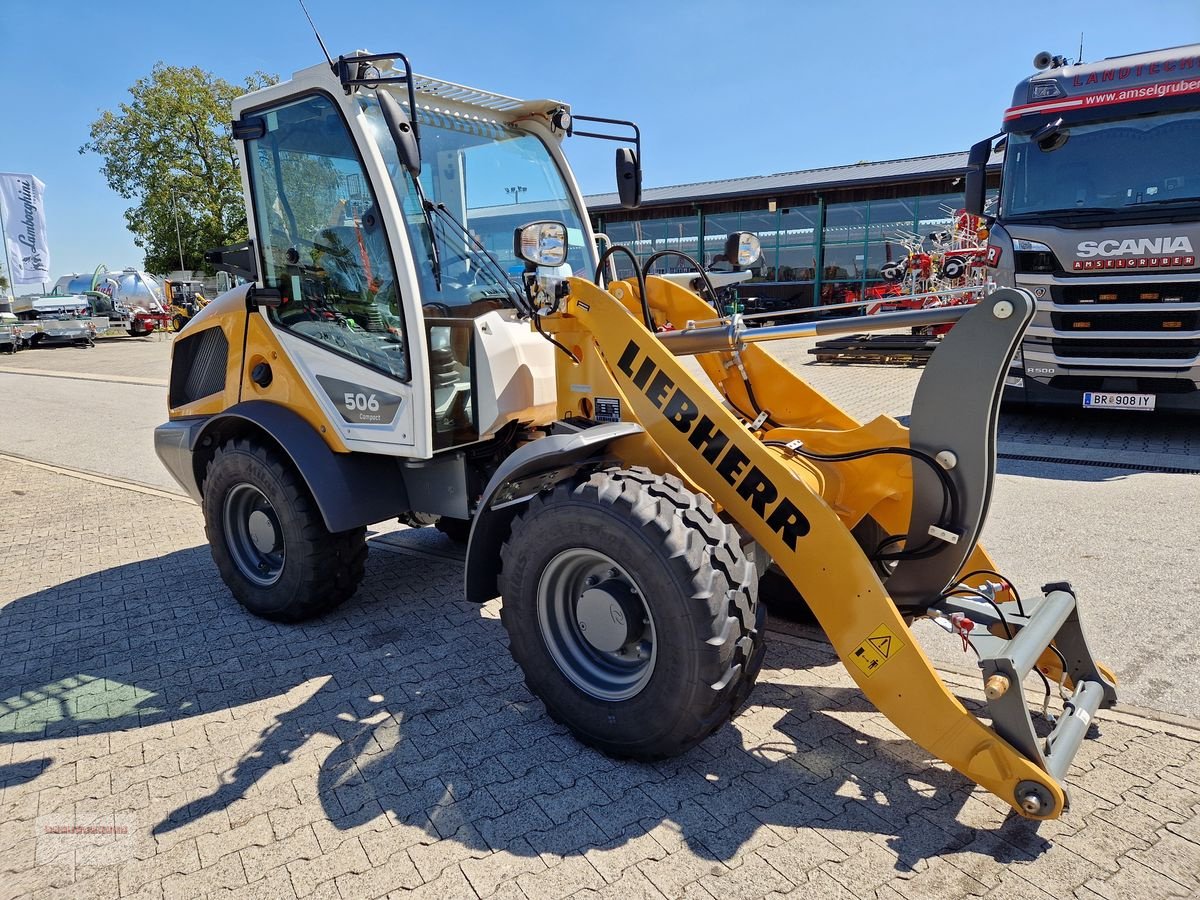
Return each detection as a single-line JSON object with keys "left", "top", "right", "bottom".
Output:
{"left": 514, "top": 221, "right": 568, "bottom": 268}
{"left": 379, "top": 90, "right": 422, "bottom": 178}
{"left": 964, "top": 137, "right": 992, "bottom": 217}
{"left": 615, "top": 147, "right": 641, "bottom": 209}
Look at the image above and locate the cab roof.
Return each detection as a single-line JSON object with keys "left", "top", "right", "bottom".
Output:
{"left": 1006, "top": 44, "right": 1200, "bottom": 125}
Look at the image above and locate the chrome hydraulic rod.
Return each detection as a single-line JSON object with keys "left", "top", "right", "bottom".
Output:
{"left": 686, "top": 287, "right": 984, "bottom": 328}
{"left": 658, "top": 304, "right": 972, "bottom": 356}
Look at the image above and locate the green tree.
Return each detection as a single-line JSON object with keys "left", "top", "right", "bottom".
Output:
{"left": 81, "top": 64, "right": 277, "bottom": 274}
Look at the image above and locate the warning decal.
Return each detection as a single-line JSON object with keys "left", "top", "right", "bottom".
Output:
{"left": 849, "top": 623, "right": 905, "bottom": 678}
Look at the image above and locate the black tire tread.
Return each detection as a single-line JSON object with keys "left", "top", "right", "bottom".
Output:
{"left": 499, "top": 465, "right": 764, "bottom": 760}
{"left": 204, "top": 438, "right": 367, "bottom": 622}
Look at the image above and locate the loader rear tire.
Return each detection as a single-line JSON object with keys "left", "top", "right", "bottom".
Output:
{"left": 499, "top": 466, "right": 763, "bottom": 760}
{"left": 203, "top": 439, "right": 367, "bottom": 623}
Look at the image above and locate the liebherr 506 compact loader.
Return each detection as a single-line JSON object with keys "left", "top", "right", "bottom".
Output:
{"left": 156, "top": 51, "right": 1118, "bottom": 822}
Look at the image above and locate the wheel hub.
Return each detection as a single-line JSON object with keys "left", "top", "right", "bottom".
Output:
{"left": 536, "top": 548, "right": 657, "bottom": 702}
{"left": 247, "top": 509, "right": 279, "bottom": 553}
{"left": 223, "top": 483, "right": 285, "bottom": 587}
{"left": 576, "top": 580, "right": 641, "bottom": 652}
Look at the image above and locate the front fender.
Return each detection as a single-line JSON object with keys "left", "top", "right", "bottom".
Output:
{"left": 464, "top": 422, "right": 644, "bottom": 603}
{"left": 157, "top": 400, "right": 410, "bottom": 532}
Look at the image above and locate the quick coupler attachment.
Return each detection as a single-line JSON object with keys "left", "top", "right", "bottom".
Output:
{"left": 931, "top": 583, "right": 1117, "bottom": 816}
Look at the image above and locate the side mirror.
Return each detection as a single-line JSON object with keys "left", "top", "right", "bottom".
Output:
{"left": 964, "top": 136, "right": 992, "bottom": 217}
{"left": 615, "top": 147, "right": 641, "bottom": 209}
{"left": 723, "top": 232, "right": 762, "bottom": 269}
{"left": 514, "top": 221, "right": 568, "bottom": 268}
{"left": 379, "top": 90, "right": 422, "bottom": 178}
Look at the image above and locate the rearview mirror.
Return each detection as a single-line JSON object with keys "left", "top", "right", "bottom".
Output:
{"left": 615, "top": 147, "right": 641, "bottom": 209}
{"left": 964, "top": 136, "right": 992, "bottom": 216}
{"left": 379, "top": 90, "right": 422, "bottom": 178}
{"left": 514, "top": 221, "right": 568, "bottom": 268}
{"left": 723, "top": 232, "right": 762, "bottom": 269}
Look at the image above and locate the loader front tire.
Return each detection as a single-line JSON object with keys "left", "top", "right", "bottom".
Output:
{"left": 203, "top": 439, "right": 367, "bottom": 622}
{"left": 499, "top": 466, "right": 764, "bottom": 760}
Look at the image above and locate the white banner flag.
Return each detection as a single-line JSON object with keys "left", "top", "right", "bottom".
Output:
{"left": 0, "top": 173, "right": 50, "bottom": 284}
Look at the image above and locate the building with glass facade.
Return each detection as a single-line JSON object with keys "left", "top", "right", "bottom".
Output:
{"left": 585, "top": 151, "right": 1001, "bottom": 309}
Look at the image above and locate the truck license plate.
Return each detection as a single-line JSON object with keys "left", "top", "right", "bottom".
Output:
{"left": 1082, "top": 391, "right": 1155, "bottom": 411}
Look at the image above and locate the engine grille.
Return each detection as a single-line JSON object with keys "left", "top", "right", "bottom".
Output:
{"left": 169, "top": 326, "right": 228, "bottom": 407}
{"left": 1051, "top": 310, "right": 1200, "bottom": 332}
{"left": 1053, "top": 282, "right": 1200, "bottom": 305}
{"left": 1050, "top": 338, "right": 1200, "bottom": 360}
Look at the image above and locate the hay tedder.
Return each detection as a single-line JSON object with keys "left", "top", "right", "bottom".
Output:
{"left": 155, "top": 51, "right": 1116, "bottom": 822}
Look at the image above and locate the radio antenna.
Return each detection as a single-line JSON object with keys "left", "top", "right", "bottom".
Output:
{"left": 298, "top": 0, "right": 334, "bottom": 68}
{"left": 1078, "top": 32, "right": 1084, "bottom": 65}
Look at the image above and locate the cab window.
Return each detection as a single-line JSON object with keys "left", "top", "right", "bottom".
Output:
{"left": 246, "top": 93, "right": 409, "bottom": 381}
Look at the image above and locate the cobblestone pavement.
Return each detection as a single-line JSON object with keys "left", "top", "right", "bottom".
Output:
{"left": 3, "top": 457, "right": 1200, "bottom": 899}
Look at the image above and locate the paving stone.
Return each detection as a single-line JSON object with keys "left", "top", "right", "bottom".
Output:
{"left": 406, "top": 823, "right": 490, "bottom": 882}
{"left": 286, "top": 835, "right": 369, "bottom": 897}
{"left": 1082, "top": 856, "right": 1194, "bottom": 899}
{"left": 161, "top": 852, "right": 247, "bottom": 900}
{"left": 334, "top": 845, "right": 423, "bottom": 897}
{"left": 583, "top": 824, "right": 669, "bottom": 884}
{"left": 756, "top": 828, "right": 847, "bottom": 884}
{"left": 569, "top": 865, "right": 667, "bottom": 900}
{"left": 527, "top": 809, "right": 608, "bottom": 862}
{"left": 893, "top": 855, "right": 989, "bottom": 899}
{"left": 699, "top": 851, "right": 792, "bottom": 899}
{"left": 384, "top": 863, "right": 478, "bottom": 900}
{"left": 638, "top": 846, "right": 724, "bottom": 899}
{"left": 117, "top": 837, "right": 202, "bottom": 896}
{"left": 196, "top": 813, "right": 274, "bottom": 866}
{"left": 516, "top": 855, "right": 605, "bottom": 900}
{"left": 1125, "top": 830, "right": 1200, "bottom": 891}
{"left": 238, "top": 823, "right": 321, "bottom": 883}
{"left": 461, "top": 840, "right": 547, "bottom": 897}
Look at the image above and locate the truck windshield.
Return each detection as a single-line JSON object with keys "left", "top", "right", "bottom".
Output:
{"left": 1001, "top": 108, "right": 1200, "bottom": 218}
{"left": 361, "top": 94, "right": 590, "bottom": 309}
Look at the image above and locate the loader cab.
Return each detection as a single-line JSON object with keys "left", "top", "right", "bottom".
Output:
{"left": 234, "top": 62, "right": 596, "bottom": 456}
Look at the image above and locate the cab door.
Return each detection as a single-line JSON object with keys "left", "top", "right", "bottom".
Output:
{"left": 240, "top": 92, "right": 421, "bottom": 456}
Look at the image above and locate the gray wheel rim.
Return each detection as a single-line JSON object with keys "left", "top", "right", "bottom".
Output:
{"left": 536, "top": 548, "right": 657, "bottom": 702}
{"left": 223, "top": 483, "right": 285, "bottom": 587}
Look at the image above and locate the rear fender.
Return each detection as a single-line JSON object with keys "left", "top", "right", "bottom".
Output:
{"left": 194, "top": 401, "right": 410, "bottom": 532}
{"left": 464, "top": 422, "right": 644, "bottom": 603}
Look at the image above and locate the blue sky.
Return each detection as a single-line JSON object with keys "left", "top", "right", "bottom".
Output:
{"left": 0, "top": 0, "right": 1196, "bottom": 282}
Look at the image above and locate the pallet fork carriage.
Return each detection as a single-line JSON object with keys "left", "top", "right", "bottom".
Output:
{"left": 155, "top": 50, "right": 1116, "bottom": 824}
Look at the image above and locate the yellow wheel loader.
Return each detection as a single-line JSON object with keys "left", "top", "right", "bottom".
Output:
{"left": 155, "top": 51, "right": 1117, "bottom": 823}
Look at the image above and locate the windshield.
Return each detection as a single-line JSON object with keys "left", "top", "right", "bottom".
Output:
{"left": 361, "top": 94, "right": 590, "bottom": 309}
{"left": 1000, "top": 108, "right": 1200, "bottom": 218}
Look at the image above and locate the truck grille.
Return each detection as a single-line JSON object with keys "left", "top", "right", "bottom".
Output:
{"left": 1051, "top": 310, "right": 1200, "bottom": 332}
{"left": 1054, "top": 282, "right": 1200, "bottom": 304}
{"left": 169, "top": 325, "right": 228, "bottom": 407}
{"left": 1050, "top": 338, "right": 1200, "bottom": 360}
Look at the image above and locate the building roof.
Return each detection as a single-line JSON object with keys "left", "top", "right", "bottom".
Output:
{"left": 584, "top": 149, "right": 1002, "bottom": 212}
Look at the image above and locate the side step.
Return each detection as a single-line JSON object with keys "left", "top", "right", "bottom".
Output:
{"left": 932, "top": 583, "right": 1117, "bottom": 814}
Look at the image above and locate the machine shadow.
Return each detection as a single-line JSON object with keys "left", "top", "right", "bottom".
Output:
{"left": 0, "top": 536, "right": 1051, "bottom": 871}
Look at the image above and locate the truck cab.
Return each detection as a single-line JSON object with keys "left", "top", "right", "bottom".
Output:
{"left": 967, "top": 45, "right": 1200, "bottom": 413}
